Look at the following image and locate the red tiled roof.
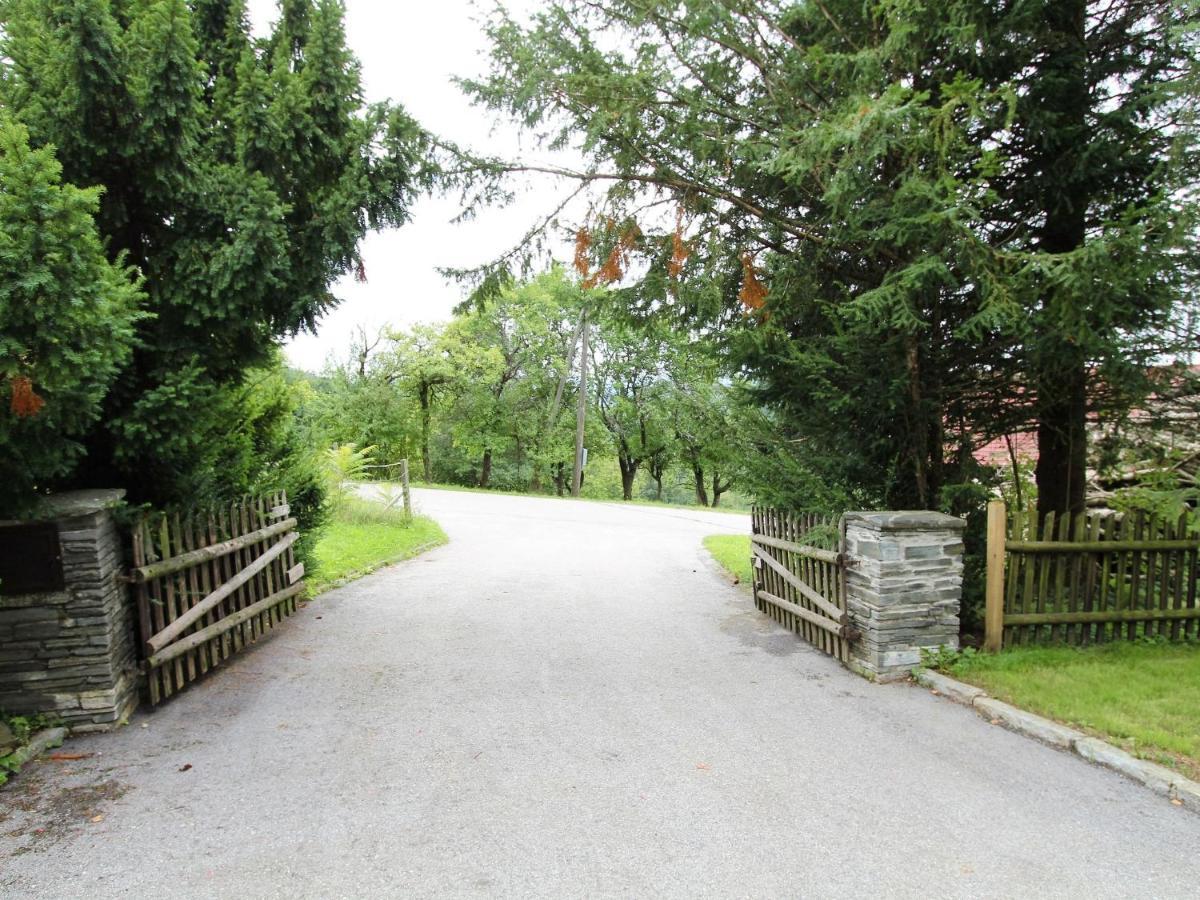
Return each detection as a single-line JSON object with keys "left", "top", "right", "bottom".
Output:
{"left": 974, "top": 431, "right": 1038, "bottom": 467}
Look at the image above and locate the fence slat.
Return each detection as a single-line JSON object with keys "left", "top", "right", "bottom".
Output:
{"left": 749, "top": 507, "right": 848, "bottom": 661}
{"left": 146, "top": 584, "right": 306, "bottom": 668}
{"left": 1171, "top": 512, "right": 1187, "bottom": 641}
{"left": 985, "top": 501, "right": 1200, "bottom": 650}
{"left": 145, "top": 532, "right": 298, "bottom": 654}
{"left": 751, "top": 546, "right": 844, "bottom": 622}
{"left": 756, "top": 589, "right": 845, "bottom": 636}
{"left": 131, "top": 493, "right": 306, "bottom": 705}
{"left": 1004, "top": 607, "right": 1200, "bottom": 625}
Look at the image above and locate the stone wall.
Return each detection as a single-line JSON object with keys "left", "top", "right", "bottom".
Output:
{"left": 843, "top": 511, "right": 965, "bottom": 682}
{"left": 0, "top": 491, "right": 139, "bottom": 731}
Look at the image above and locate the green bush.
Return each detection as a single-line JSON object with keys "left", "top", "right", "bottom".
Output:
{"left": 0, "top": 116, "right": 143, "bottom": 515}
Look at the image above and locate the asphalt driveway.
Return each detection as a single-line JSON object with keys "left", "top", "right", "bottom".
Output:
{"left": 2, "top": 488, "right": 1198, "bottom": 898}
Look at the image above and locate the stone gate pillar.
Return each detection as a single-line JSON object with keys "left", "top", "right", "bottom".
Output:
{"left": 0, "top": 490, "right": 139, "bottom": 731}
{"left": 843, "top": 511, "right": 966, "bottom": 682}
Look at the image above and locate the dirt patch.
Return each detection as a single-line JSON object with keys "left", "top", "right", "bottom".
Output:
{"left": 720, "top": 609, "right": 805, "bottom": 657}
{"left": 1, "top": 762, "right": 130, "bottom": 857}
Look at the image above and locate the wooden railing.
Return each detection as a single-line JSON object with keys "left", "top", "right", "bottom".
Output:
{"left": 984, "top": 500, "right": 1200, "bottom": 650}
{"left": 130, "top": 492, "right": 305, "bottom": 704}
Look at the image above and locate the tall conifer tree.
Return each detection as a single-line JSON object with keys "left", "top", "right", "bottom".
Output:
{"left": 0, "top": 0, "right": 430, "bottom": 509}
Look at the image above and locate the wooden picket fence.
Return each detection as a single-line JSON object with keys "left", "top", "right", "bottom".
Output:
{"left": 750, "top": 507, "right": 856, "bottom": 662}
{"left": 984, "top": 500, "right": 1200, "bottom": 650}
{"left": 129, "top": 492, "right": 305, "bottom": 705}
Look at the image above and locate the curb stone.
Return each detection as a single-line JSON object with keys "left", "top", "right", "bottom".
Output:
{"left": 3, "top": 726, "right": 67, "bottom": 774}
{"left": 1175, "top": 778, "right": 1200, "bottom": 814}
{"left": 973, "top": 697, "right": 1083, "bottom": 750}
{"left": 913, "top": 669, "right": 1200, "bottom": 814}
{"left": 915, "top": 669, "right": 986, "bottom": 705}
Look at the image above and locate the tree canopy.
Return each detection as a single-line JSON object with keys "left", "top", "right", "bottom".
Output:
{"left": 301, "top": 268, "right": 749, "bottom": 506}
{"left": 459, "top": 0, "right": 1200, "bottom": 517}
{"left": 0, "top": 0, "right": 430, "bottom": 513}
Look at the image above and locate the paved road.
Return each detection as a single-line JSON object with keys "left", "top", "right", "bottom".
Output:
{"left": 3, "top": 489, "right": 1199, "bottom": 899}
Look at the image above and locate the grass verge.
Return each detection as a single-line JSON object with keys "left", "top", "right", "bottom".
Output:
{"left": 307, "top": 498, "right": 447, "bottom": 596}
{"left": 703, "top": 534, "right": 752, "bottom": 590}
{"left": 934, "top": 642, "right": 1200, "bottom": 781}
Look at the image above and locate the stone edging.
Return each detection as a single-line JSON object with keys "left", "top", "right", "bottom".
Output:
{"left": 2, "top": 726, "right": 67, "bottom": 777}
{"left": 913, "top": 669, "right": 1200, "bottom": 815}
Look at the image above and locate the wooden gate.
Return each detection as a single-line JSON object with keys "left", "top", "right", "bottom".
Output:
{"left": 129, "top": 492, "right": 305, "bottom": 705}
{"left": 750, "top": 507, "right": 856, "bottom": 662}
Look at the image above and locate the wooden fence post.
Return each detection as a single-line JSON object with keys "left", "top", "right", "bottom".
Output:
{"left": 400, "top": 458, "right": 412, "bottom": 523}
{"left": 984, "top": 499, "right": 1007, "bottom": 652}
{"left": 750, "top": 507, "right": 759, "bottom": 613}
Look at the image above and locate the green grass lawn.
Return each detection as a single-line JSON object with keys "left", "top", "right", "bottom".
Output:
{"left": 308, "top": 498, "right": 447, "bottom": 595}
{"left": 942, "top": 642, "right": 1200, "bottom": 780}
{"left": 703, "top": 534, "right": 752, "bottom": 590}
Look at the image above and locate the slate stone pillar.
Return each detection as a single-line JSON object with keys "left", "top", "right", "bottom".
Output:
{"left": 843, "top": 511, "right": 966, "bottom": 682}
{"left": 0, "top": 490, "right": 139, "bottom": 731}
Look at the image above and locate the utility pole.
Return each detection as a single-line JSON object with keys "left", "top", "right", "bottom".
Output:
{"left": 571, "top": 310, "right": 589, "bottom": 497}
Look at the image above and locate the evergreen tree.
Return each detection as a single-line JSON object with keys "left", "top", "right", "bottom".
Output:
{"left": 982, "top": 0, "right": 1199, "bottom": 517}
{"left": 0, "top": 0, "right": 430, "bottom": 511}
{"left": 0, "top": 115, "right": 143, "bottom": 511}
{"left": 462, "top": 0, "right": 1200, "bottom": 515}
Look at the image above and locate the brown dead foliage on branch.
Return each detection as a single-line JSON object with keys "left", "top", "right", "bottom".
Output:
{"left": 9, "top": 375, "right": 45, "bottom": 418}
{"left": 739, "top": 253, "right": 768, "bottom": 311}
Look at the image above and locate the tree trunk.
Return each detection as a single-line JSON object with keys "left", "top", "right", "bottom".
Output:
{"left": 1036, "top": 361, "right": 1088, "bottom": 519}
{"left": 529, "top": 437, "right": 543, "bottom": 492}
{"left": 479, "top": 448, "right": 492, "bottom": 488}
{"left": 712, "top": 472, "right": 730, "bottom": 509}
{"left": 619, "top": 458, "right": 637, "bottom": 501}
{"left": 552, "top": 462, "right": 566, "bottom": 496}
{"left": 692, "top": 461, "right": 709, "bottom": 507}
{"left": 1033, "top": 0, "right": 1089, "bottom": 520}
{"left": 904, "top": 335, "right": 930, "bottom": 509}
{"left": 1027, "top": 0, "right": 1094, "bottom": 518}
{"left": 653, "top": 472, "right": 663, "bottom": 500}
{"left": 418, "top": 384, "right": 433, "bottom": 482}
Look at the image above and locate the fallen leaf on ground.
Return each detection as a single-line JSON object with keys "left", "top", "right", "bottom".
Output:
{"left": 90, "top": 815, "right": 104, "bottom": 824}
{"left": 179, "top": 764, "right": 192, "bottom": 772}
{"left": 695, "top": 762, "right": 711, "bottom": 771}
{"left": 48, "top": 753, "right": 91, "bottom": 761}
{"left": 1171, "top": 798, "right": 1183, "bottom": 806}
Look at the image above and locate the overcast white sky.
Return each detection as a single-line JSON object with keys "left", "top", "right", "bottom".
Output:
{"left": 246, "top": 0, "right": 573, "bottom": 372}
